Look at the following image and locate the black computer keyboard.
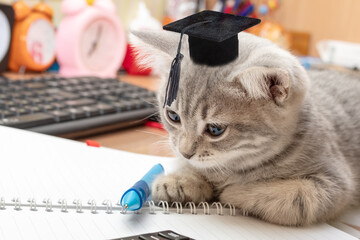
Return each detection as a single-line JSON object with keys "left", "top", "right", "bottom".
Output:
{"left": 0, "top": 75, "right": 158, "bottom": 136}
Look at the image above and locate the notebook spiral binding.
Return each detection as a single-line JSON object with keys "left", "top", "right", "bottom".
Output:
{"left": 0, "top": 196, "right": 246, "bottom": 216}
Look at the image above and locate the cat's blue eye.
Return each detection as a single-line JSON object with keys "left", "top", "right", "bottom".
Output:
{"left": 207, "top": 124, "right": 226, "bottom": 136}
{"left": 167, "top": 110, "right": 181, "bottom": 122}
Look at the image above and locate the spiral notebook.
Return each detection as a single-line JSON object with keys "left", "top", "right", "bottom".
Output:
{"left": 0, "top": 126, "right": 357, "bottom": 240}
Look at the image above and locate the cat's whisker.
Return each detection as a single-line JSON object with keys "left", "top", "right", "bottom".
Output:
{"left": 149, "top": 140, "right": 173, "bottom": 155}
{"left": 205, "top": 155, "right": 233, "bottom": 179}
{"left": 138, "top": 97, "right": 159, "bottom": 108}
{"left": 135, "top": 129, "right": 168, "bottom": 139}
{"left": 151, "top": 140, "right": 172, "bottom": 149}
{"left": 139, "top": 112, "right": 160, "bottom": 123}
{"left": 150, "top": 140, "right": 168, "bottom": 147}
{"left": 153, "top": 139, "right": 171, "bottom": 144}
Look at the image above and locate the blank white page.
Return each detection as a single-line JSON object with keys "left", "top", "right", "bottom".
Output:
{"left": 0, "top": 126, "right": 356, "bottom": 240}
{"left": 0, "top": 126, "right": 179, "bottom": 205}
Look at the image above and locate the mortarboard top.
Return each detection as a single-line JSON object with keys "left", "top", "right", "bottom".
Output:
{"left": 162, "top": 11, "right": 260, "bottom": 107}
{"left": 163, "top": 10, "right": 261, "bottom": 66}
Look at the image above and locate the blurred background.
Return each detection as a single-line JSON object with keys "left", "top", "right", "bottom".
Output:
{"left": 1, "top": 0, "right": 360, "bottom": 59}
{"left": 0, "top": 0, "right": 359, "bottom": 152}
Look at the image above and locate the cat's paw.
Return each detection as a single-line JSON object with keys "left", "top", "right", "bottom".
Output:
{"left": 152, "top": 174, "right": 213, "bottom": 203}
{"left": 219, "top": 178, "right": 346, "bottom": 226}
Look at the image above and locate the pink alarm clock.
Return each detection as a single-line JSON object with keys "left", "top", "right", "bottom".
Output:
{"left": 56, "top": 0, "right": 126, "bottom": 78}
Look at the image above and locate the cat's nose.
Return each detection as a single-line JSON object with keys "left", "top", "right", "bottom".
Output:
{"left": 181, "top": 152, "right": 195, "bottom": 159}
{"left": 179, "top": 135, "right": 197, "bottom": 159}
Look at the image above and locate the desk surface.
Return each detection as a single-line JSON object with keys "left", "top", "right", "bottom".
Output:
{"left": 4, "top": 72, "right": 174, "bottom": 158}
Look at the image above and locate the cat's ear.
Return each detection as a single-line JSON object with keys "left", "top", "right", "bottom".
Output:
{"left": 130, "top": 30, "right": 180, "bottom": 57}
{"left": 231, "top": 66, "right": 290, "bottom": 105}
{"left": 129, "top": 30, "right": 181, "bottom": 75}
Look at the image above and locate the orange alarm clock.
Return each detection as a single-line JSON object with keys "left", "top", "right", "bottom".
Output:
{"left": 8, "top": 1, "right": 56, "bottom": 72}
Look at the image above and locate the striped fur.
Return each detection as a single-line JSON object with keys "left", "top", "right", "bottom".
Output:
{"left": 132, "top": 31, "right": 360, "bottom": 226}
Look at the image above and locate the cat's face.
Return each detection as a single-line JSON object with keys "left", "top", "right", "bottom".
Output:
{"left": 131, "top": 31, "right": 309, "bottom": 172}
{"left": 159, "top": 65, "right": 290, "bottom": 171}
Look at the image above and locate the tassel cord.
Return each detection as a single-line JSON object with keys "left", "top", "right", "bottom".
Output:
{"left": 163, "top": 20, "right": 212, "bottom": 107}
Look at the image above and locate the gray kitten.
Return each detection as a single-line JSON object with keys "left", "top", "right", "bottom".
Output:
{"left": 131, "top": 30, "right": 360, "bottom": 226}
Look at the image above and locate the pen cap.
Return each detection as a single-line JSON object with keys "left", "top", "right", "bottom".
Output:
{"left": 141, "top": 164, "right": 165, "bottom": 190}
{"left": 120, "top": 180, "right": 148, "bottom": 210}
{"left": 120, "top": 164, "right": 164, "bottom": 211}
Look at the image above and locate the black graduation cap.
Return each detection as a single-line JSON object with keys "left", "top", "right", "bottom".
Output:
{"left": 162, "top": 10, "right": 260, "bottom": 107}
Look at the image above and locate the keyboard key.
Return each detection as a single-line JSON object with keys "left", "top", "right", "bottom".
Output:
{"left": 63, "top": 86, "right": 74, "bottom": 92}
{"left": 82, "top": 106, "right": 100, "bottom": 117}
{"left": 96, "top": 103, "right": 116, "bottom": 115}
{"left": 131, "top": 99, "right": 146, "bottom": 109}
{"left": 67, "top": 78, "right": 80, "bottom": 85}
{"left": 25, "top": 106, "right": 42, "bottom": 113}
{"left": 46, "top": 81, "right": 60, "bottom": 87}
{"left": 0, "top": 113, "right": 55, "bottom": 128}
{"left": 0, "top": 94, "right": 9, "bottom": 99}
{"left": 15, "top": 99, "right": 30, "bottom": 106}
{"left": 101, "top": 95, "right": 118, "bottom": 102}
{"left": 117, "top": 82, "right": 129, "bottom": 88}
{"left": 124, "top": 92, "right": 141, "bottom": 99}
{"left": 59, "top": 91, "right": 79, "bottom": 100}
{"left": 68, "top": 108, "right": 86, "bottom": 119}
{"left": 25, "top": 82, "right": 46, "bottom": 89}
{"left": 40, "top": 104, "right": 55, "bottom": 112}
{"left": 98, "top": 84, "right": 110, "bottom": 89}
{"left": 43, "top": 96, "right": 56, "bottom": 103}
{"left": 143, "top": 97, "right": 157, "bottom": 107}
{"left": 0, "top": 87, "right": 10, "bottom": 93}
{"left": 158, "top": 231, "right": 190, "bottom": 240}
{"left": 0, "top": 100, "right": 5, "bottom": 108}
{"left": 121, "top": 231, "right": 190, "bottom": 240}
{"left": 0, "top": 77, "right": 7, "bottom": 85}
{"left": 89, "top": 91, "right": 100, "bottom": 99}
{"left": 52, "top": 103, "right": 67, "bottom": 109}
{"left": 9, "top": 107, "right": 29, "bottom": 115}
{"left": 8, "top": 85, "right": 23, "bottom": 92}
{"left": 72, "top": 85, "right": 87, "bottom": 92}
{"left": 3, "top": 100, "right": 16, "bottom": 108}
{"left": 141, "top": 92, "right": 157, "bottom": 98}
{"left": 106, "top": 78, "right": 119, "bottom": 84}
{"left": 30, "top": 77, "right": 45, "bottom": 83}
{"left": 112, "top": 89, "right": 126, "bottom": 96}
{"left": 50, "top": 110, "right": 72, "bottom": 122}
{"left": 10, "top": 92, "right": 23, "bottom": 99}
{"left": 21, "top": 99, "right": 31, "bottom": 106}
{"left": 16, "top": 108, "right": 30, "bottom": 116}
{"left": 46, "top": 88, "right": 62, "bottom": 94}
{"left": 111, "top": 102, "right": 129, "bottom": 112}
{"left": 47, "top": 89, "right": 79, "bottom": 100}
{"left": 81, "top": 77, "right": 99, "bottom": 84}
{"left": 0, "top": 110, "right": 16, "bottom": 118}
{"left": 79, "top": 92, "right": 92, "bottom": 98}
{"left": 31, "top": 98, "right": 42, "bottom": 105}
{"left": 66, "top": 98, "right": 95, "bottom": 107}
{"left": 82, "top": 84, "right": 94, "bottom": 90}
{"left": 22, "top": 91, "right": 36, "bottom": 98}
{"left": 126, "top": 101, "right": 138, "bottom": 110}
{"left": 99, "top": 89, "right": 111, "bottom": 96}
{"left": 59, "top": 79, "right": 73, "bottom": 87}
{"left": 34, "top": 90, "right": 47, "bottom": 96}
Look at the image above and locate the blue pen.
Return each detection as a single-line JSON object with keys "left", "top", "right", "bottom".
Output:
{"left": 120, "top": 163, "right": 164, "bottom": 211}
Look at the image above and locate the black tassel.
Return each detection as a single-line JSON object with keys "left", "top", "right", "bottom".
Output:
{"left": 163, "top": 20, "right": 212, "bottom": 107}
{"left": 163, "top": 52, "right": 183, "bottom": 107}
